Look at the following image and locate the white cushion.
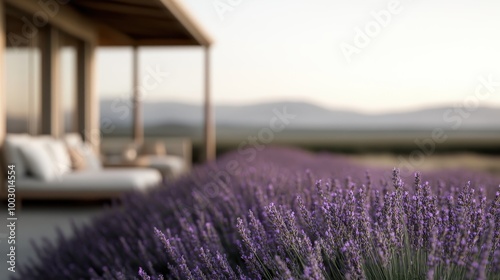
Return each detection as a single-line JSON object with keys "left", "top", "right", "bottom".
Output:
{"left": 3, "top": 134, "right": 31, "bottom": 178}
{"left": 81, "top": 143, "right": 102, "bottom": 170}
{"left": 15, "top": 168, "right": 161, "bottom": 191}
{"left": 64, "top": 134, "right": 102, "bottom": 171}
{"left": 65, "top": 133, "right": 83, "bottom": 149}
{"left": 146, "top": 155, "right": 187, "bottom": 177}
{"left": 45, "top": 139, "right": 72, "bottom": 175}
{"left": 18, "top": 139, "right": 57, "bottom": 181}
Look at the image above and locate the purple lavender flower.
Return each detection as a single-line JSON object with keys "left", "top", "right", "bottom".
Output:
{"left": 14, "top": 147, "right": 500, "bottom": 280}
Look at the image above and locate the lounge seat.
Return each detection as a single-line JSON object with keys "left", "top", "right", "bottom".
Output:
{"left": 1, "top": 134, "right": 162, "bottom": 203}
{"left": 100, "top": 137, "right": 191, "bottom": 179}
{"left": 15, "top": 168, "right": 161, "bottom": 192}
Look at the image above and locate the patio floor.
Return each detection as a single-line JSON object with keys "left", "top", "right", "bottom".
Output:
{"left": 0, "top": 202, "right": 104, "bottom": 280}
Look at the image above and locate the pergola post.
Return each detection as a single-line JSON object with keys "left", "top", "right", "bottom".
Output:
{"left": 0, "top": 0, "right": 5, "bottom": 145}
{"left": 132, "top": 45, "right": 143, "bottom": 147}
{"left": 203, "top": 46, "right": 215, "bottom": 161}
{"left": 41, "top": 27, "right": 61, "bottom": 138}
{"left": 0, "top": 0, "right": 5, "bottom": 191}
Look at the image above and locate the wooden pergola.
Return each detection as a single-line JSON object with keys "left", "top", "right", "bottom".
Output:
{"left": 71, "top": 0, "right": 216, "bottom": 161}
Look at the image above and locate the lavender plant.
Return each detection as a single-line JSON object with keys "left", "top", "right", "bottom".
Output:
{"left": 16, "top": 147, "right": 500, "bottom": 280}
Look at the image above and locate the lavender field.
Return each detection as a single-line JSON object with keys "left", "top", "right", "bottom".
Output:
{"left": 17, "top": 148, "right": 500, "bottom": 279}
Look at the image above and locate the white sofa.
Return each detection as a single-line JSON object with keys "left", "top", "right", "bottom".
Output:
{"left": 1, "top": 134, "right": 162, "bottom": 203}
{"left": 100, "top": 137, "right": 191, "bottom": 179}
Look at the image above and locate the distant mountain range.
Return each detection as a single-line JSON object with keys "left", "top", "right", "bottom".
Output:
{"left": 100, "top": 99, "right": 500, "bottom": 130}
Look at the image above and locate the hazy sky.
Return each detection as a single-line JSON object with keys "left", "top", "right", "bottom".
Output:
{"left": 98, "top": 0, "right": 500, "bottom": 113}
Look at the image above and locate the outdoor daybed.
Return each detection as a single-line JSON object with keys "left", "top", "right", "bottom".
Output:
{"left": 1, "top": 134, "right": 162, "bottom": 204}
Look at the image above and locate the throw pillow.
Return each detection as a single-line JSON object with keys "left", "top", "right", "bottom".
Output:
{"left": 46, "top": 139, "right": 72, "bottom": 175}
{"left": 18, "top": 140, "right": 57, "bottom": 181}
{"left": 67, "top": 146, "right": 87, "bottom": 170}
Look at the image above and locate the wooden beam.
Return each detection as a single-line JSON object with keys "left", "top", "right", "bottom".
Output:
{"left": 203, "top": 46, "right": 215, "bottom": 161}
{"left": 159, "top": 0, "right": 212, "bottom": 46}
{"left": 40, "top": 27, "right": 60, "bottom": 138}
{"left": 99, "top": 25, "right": 185, "bottom": 39}
{"left": 97, "top": 22, "right": 134, "bottom": 46}
{"left": 0, "top": 0, "right": 6, "bottom": 145}
{"left": 74, "top": 1, "right": 166, "bottom": 19}
{"left": 97, "top": 17, "right": 186, "bottom": 34}
{"left": 77, "top": 40, "right": 86, "bottom": 135}
{"left": 84, "top": 41, "right": 100, "bottom": 153}
{"left": 134, "top": 38, "right": 199, "bottom": 46}
{"left": 77, "top": 0, "right": 159, "bottom": 9}
{"left": 6, "top": 0, "right": 210, "bottom": 47}
{"left": 132, "top": 46, "right": 143, "bottom": 146}
{"left": 5, "top": 0, "right": 97, "bottom": 44}
{"left": 99, "top": 38, "right": 200, "bottom": 47}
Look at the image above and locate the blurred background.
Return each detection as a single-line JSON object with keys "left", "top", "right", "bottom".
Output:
{"left": 5, "top": 0, "right": 500, "bottom": 167}
{"left": 93, "top": 0, "right": 500, "bottom": 170}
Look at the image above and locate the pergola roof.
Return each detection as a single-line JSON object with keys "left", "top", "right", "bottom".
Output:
{"left": 70, "top": 0, "right": 212, "bottom": 46}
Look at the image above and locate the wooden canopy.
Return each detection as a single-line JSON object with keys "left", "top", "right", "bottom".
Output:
{"left": 70, "top": 0, "right": 216, "bottom": 161}
{"left": 70, "top": 0, "right": 212, "bottom": 47}
{"left": 1, "top": 0, "right": 216, "bottom": 161}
